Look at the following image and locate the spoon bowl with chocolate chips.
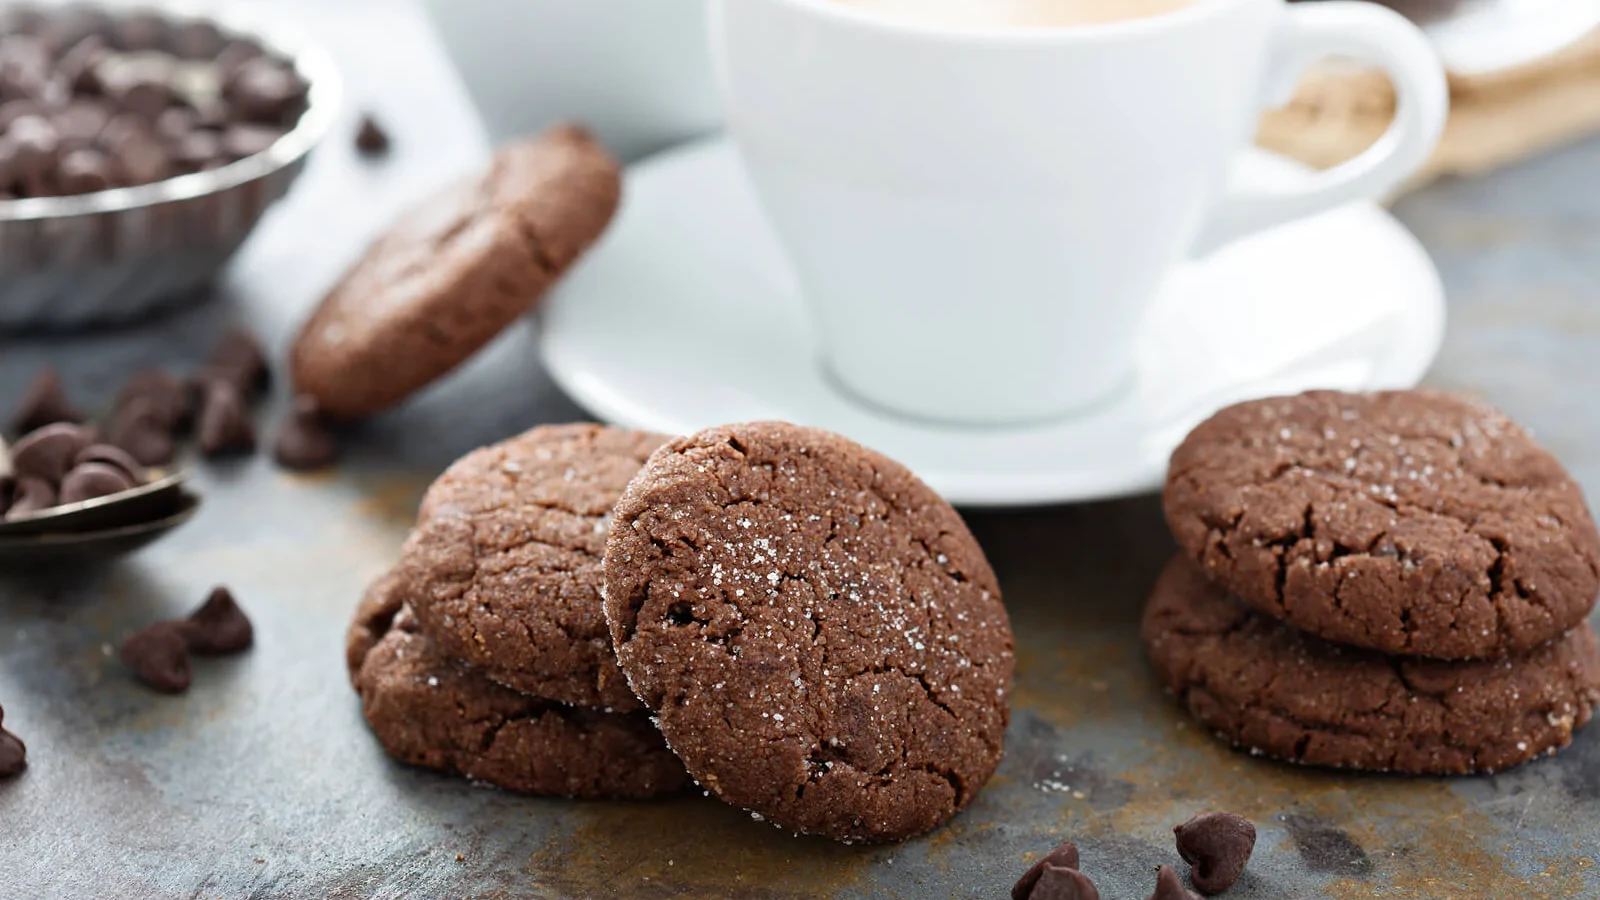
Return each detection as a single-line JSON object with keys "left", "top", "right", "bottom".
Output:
{"left": 0, "top": 3, "right": 339, "bottom": 331}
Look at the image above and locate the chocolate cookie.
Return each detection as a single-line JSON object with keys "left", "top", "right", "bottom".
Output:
{"left": 1143, "top": 556, "right": 1600, "bottom": 774}
{"left": 1165, "top": 390, "right": 1600, "bottom": 659}
{"left": 403, "top": 424, "right": 668, "bottom": 711}
{"left": 603, "top": 422, "right": 1014, "bottom": 843}
{"left": 347, "top": 570, "right": 691, "bottom": 799}
{"left": 290, "top": 125, "right": 621, "bottom": 419}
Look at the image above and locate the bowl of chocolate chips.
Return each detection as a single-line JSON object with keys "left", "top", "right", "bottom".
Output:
{"left": 0, "top": 4, "right": 338, "bottom": 330}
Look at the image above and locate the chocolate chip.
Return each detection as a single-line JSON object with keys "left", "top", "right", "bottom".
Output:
{"left": 0, "top": 705, "right": 24, "bottom": 778}
{"left": 178, "top": 586, "right": 253, "bottom": 655}
{"left": 172, "top": 127, "right": 221, "bottom": 171}
{"left": 55, "top": 33, "right": 108, "bottom": 94}
{"left": 106, "top": 70, "right": 173, "bottom": 121}
{"left": 214, "top": 40, "right": 263, "bottom": 79}
{"left": 272, "top": 395, "right": 339, "bottom": 471}
{"left": 58, "top": 461, "right": 134, "bottom": 505}
{"left": 116, "top": 367, "right": 192, "bottom": 432}
{"left": 1147, "top": 866, "right": 1199, "bottom": 900}
{"left": 197, "top": 381, "right": 255, "bottom": 457}
{"left": 37, "top": 10, "right": 112, "bottom": 61}
{"left": 355, "top": 114, "right": 389, "bottom": 155}
{"left": 0, "top": 98, "right": 42, "bottom": 130}
{"left": 121, "top": 622, "right": 192, "bottom": 693}
{"left": 154, "top": 105, "right": 196, "bottom": 141}
{"left": 57, "top": 147, "right": 111, "bottom": 193}
{"left": 54, "top": 100, "right": 109, "bottom": 150}
{"left": 1026, "top": 865, "right": 1100, "bottom": 900}
{"left": 171, "top": 22, "right": 224, "bottom": 61}
{"left": 4, "top": 476, "right": 55, "bottom": 519}
{"left": 1175, "top": 812, "right": 1256, "bottom": 895}
{"left": 225, "top": 58, "right": 305, "bottom": 124}
{"left": 107, "top": 396, "right": 177, "bottom": 467}
{"left": 9, "top": 367, "right": 81, "bottom": 435}
{"left": 100, "top": 114, "right": 169, "bottom": 184}
{"left": 10, "top": 422, "right": 94, "bottom": 483}
{"left": 1013, "top": 841, "right": 1082, "bottom": 900}
{"left": 74, "top": 443, "right": 146, "bottom": 482}
{"left": 220, "top": 122, "right": 281, "bottom": 161}
{"left": 113, "top": 12, "right": 168, "bottom": 52}
{"left": 7, "top": 114, "right": 59, "bottom": 177}
{"left": 202, "top": 328, "right": 270, "bottom": 397}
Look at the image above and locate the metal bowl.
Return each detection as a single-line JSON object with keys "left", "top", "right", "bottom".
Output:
{"left": 0, "top": 3, "right": 341, "bottom": 331}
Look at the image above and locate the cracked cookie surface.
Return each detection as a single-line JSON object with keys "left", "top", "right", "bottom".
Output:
{"left": 603, "top": 421, "right": 1014, "bottom": 843}
{"left": 1164, "top": 390, "right": 1600, "bottom": 659}
{"left": 347, "top": 568, "right": 690, "bottom": 799}
{"left": 404, "top": 424, "right": 668, "bottom": 711}
{"left": 291, "top": 125, "right": 621, "bottom": 419}
{"left": 1143, "top": 555, "right": 1600, "bottom": 774}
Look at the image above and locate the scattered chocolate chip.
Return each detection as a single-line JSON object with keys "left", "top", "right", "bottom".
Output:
{"left": 202, "top": 328, "right": 270, "bottom": 397}
{"left": 272, "top": 395, "right": 338, "bottom": 471}
{"left": 197, "top": 381, "right": 256, "bottom": 457}
{"left": 9, "top": 367, "right": 81, "bottom": 435}
{"left": 4, "top": 476, "right": 55, "bottom": 519}
{"left": 121, "top": 622, "right": 192, "bottom": 693}
{"left": 74, "top": 443, "right": 146, "bottom": 482}
{"left": 1175, "top": 812, "right": 1256, "bottom": 895}
{"left": 1026, "top": 865, "right": 1100, "bottom": 900}
{"left": 58, "top": 461, "right": 134, "bottom": 505}
{"left": 355, "top": 114, "right": 389, "bottom": 155}
{"left": 107, "top": 396, "right": 177, "bottom": 467}
{"left": 0, "top": 705, "right": 24, "bottom": 778}
{"left": 1013, "top": 841, "right": 1082, "bottom": 900}
{"left": 1148, "top": 866, "right": 1199, "bottom": 900}
{"left": 116, "top": 368, "right": 192, "bottom": 432}
{"left": 10, "top": 422, "right": 95, "bottom": 483}
{"left": 179, "top": 586, "right": 253, "bottom": 655}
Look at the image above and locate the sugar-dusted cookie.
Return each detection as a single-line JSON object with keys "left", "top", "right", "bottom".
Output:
{"left": 1165, "top": 390, "right": 1600, "bottom": 659}
{"left": 1143, "top": 556, "right": 1600, "bottom": 774}
{"left": 347, "top": 570, "right": 689, "bottom": 799}
{"left": 603, "top": 421, "right": 1014, "bottom": 843}
{"left": 404, "top": 424, "right": 669, "bottom": 711}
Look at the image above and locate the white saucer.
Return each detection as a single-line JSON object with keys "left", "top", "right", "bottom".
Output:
{"left": 539, "top": 137, "right": 1445, "bottom": 508}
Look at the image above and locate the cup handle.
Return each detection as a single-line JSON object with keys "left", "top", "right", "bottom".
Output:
{"left": 1193, "top": 1, "right": 1448, "bottom": 255}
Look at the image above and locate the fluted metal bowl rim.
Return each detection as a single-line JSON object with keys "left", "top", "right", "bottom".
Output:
{"left": 0, "top": 1, "right": 341, "bottom": 224}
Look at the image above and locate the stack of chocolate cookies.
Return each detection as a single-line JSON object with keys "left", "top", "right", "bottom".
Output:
{"left": 346, "top": 421, "right": 1015, "bottom": 842}
{"left": 1145, "top": 390, "right": 1600, "bottom": 774}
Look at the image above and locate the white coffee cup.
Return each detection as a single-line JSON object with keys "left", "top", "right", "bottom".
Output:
{"left": 422, "top": 0, "right": 720, "bottom": 162}
{"left": 710, "top": 0, "right": 1448, "bottom": 425}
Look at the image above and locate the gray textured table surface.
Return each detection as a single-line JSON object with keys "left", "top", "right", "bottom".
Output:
{"left": 2, "top": 4, "right": 1599, "bottom": 898}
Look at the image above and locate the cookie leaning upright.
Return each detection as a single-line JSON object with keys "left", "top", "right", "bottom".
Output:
{"left": 291, "top": 125, "right": 621, "bottom": 419}
{"left": 403, "top": 424, "right": 669, "bottom": 711}
{"left": 1164, "top": 390, "right": 1600, "bottom": 659}
{"left": 603, "top": 422, "right": 1014, "bottom": 843}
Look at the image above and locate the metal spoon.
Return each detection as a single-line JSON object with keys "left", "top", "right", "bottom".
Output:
{"left": 0, "top": 491, "right": 201, "bottom": 569}
{"left": 0, "top": 470, "right": 192, "bottom": 537}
